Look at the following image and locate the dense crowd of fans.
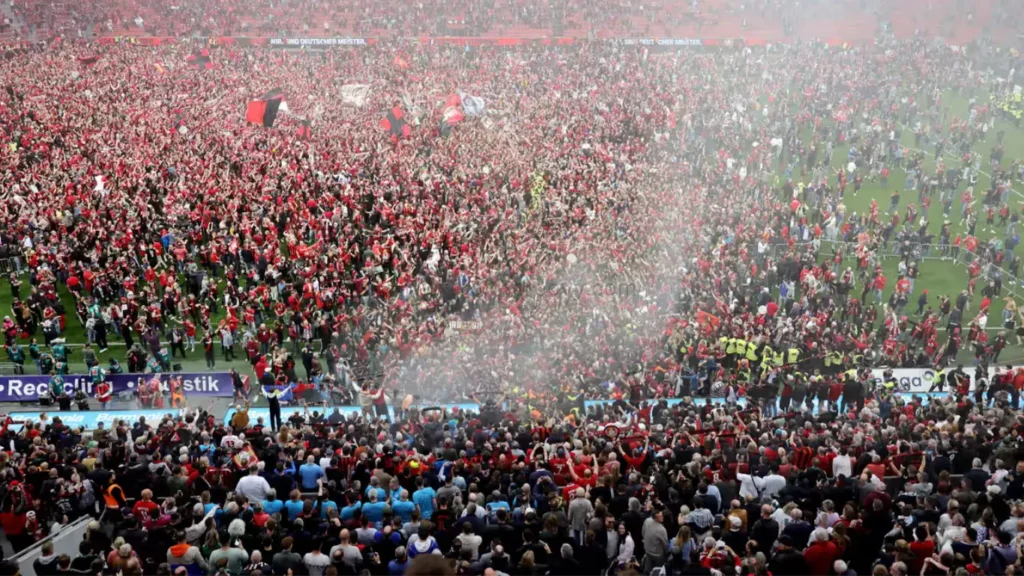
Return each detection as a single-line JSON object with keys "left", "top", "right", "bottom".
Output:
{"left": 0, "top": 15, "right": 1023, "bottom": 576}
{"left": 5, "top": 0, "right": 1021, "bottom": 46}
{"left": 11, "top": 0, "right": 724, "bottom": 40}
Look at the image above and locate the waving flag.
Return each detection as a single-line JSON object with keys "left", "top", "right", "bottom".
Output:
{"left": 246, "top": 94, "right": 284, "bottom": 127}
{"left": 264, "top": 384, "right": 294, "bottom": 402}
{"left": 186, "top": 49, "right": 213, "bottom": 70}
{"left": 440, "top": 94, "right": 465, "bottom": 136}
{"left": 380, "top": 106, "right": 412, "bottom": 138}
{"left": 696, "top": 311, "right": 721, "bottom": 330}
{"left": 440, "top": 106, "right": 464, "bottom": 137}
{"left": 442, "top": 106, "right": 464, "bottom": 125}
{"left": 77, "top": 55, "right": 100, "bottom": 66}
{"left": 459, "top": 92, "right": 486, "bottom": 116}
{"left": 261, "top": 88, "right": 284, "bottom": 101}
{"left": 296, "top": 119, "right": 312, "bottom": 140}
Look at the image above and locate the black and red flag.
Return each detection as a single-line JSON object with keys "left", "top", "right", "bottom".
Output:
{"left": 379, "top": 106, "right": 412, "bottom": 138}
{"left": 261, "top": 88, "right": 284, "bottom": 101}
{"left": 186, "top": 48, "right": 213, "bottom": 70}
{"left": 246, "top": 95, "right": 284, "bottom": 128}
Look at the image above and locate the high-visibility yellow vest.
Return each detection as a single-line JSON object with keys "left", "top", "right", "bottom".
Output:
{"left": 773, "top": 351, "right": 785, "bottom": 366}
{"left": 746, "top": 342, "right": 758, "bottom": 361}
{"left": 933, "top": 370, "right": 946, "bottom": 385}
{"left": 735, "top": 339, "right": 747, "bottom": 356}
{"left": 726, "top": 339, "right": 736, "bottom": 355}
{"left": 787, "top": 348, "right": 799, "bottom": 364}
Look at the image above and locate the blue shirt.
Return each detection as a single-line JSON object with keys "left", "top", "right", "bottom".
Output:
{"left": 412, "top": 487, "right": 436, "bottom": 520}
{"left": 391, "top": 499, "right": 416, "bottom": 523}
{"left": 362, "top": 501, "right": 386, "bottom": 527}
{"left": 486, "top": 501, "right": 510, "bottom": 515}
{"left": 319, "top": 499, "right": 338, "bottom": 519}
{"left": 284, "top": 499, "right": 305, "bottom": 521}
{"left": 261, "top": 499, "right": 284, "bottom": 516}
{"left": 298, "top": 463, "right": 324, "bottom": 490}
{"left": 340, "top": 502, "right": 362, "bottom": 521}
{"left": 365, "top": 486, "right": 387, "bottom": 502}
{"left": 388, "top": 559, "right": 408, "bottom": 575}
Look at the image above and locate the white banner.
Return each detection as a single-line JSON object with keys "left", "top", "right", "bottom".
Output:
{"left": 270, "top": 38, "right": 367, "bottom": 46}
{"left": 621, "top": 38, "right": 702, "bottom": 46}
{"left": 340, "top": 84, "right": 371, "bottom": 108}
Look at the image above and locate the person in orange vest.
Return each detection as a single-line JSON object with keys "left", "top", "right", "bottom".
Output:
{"left": 103, "top": 473, "right": 127, "bottom": 513}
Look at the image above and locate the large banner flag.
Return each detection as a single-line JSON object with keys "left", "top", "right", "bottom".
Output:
{"left": 380, "top": 106, "right": 412, "bottom": 138}
{"left": 340, "top": 84, "right": 371, "bottom": 107}
{"left": 246, "top": 88, "right": 286, "bottom": 127}
{"left": 0, "top": 372, "right": 235, "bottom": 402}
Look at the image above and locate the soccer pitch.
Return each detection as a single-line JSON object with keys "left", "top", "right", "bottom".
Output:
{"left": 789, "top": 88, "right": 1024, "bottom": 364}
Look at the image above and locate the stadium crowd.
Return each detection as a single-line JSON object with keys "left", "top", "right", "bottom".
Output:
{"left": 8, "top": 0, "right": 779, "bottom": 42}
{"left": 0, "top": 15, "right": 1023, "bottom": 576}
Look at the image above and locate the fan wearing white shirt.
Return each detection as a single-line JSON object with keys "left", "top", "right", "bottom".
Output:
{"left": 236, "top": 464, "right": 272, "bottom": 503}
{"left": 736, "top": 472, "right": 765, "bottom": 501}
{"left": 832, "top": 447, "right": 852, "bottom": 478}
{"left": 761, "top": 469, "right": 787, "bottom": 497}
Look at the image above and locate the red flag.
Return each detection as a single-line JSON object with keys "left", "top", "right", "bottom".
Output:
{"left": 696, "top": 311, "right": 720, "bottom": 330}
{"left": 245, "top": 100, "right": 268, "bottom": 125}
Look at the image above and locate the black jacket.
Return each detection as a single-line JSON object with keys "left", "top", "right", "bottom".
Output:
{"left": 768, "top": 549, "right": 809, "bottom": 576}
{"left": 750, "top": 518, "right": 779, "bottom": 555}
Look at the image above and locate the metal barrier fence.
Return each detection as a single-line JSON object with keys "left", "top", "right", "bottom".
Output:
{"left": 0, "top": 257, "right": 18, "bottom": 274}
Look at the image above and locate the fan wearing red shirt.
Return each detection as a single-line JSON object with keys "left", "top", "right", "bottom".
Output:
{"left": 817, "top": 448, "right": 836, "bottom": 475}
{"left": 132, "top": 489, "right": 159, "bottom": 521}
{"left": 873, "top": 272, "right": 887, "bottom": 302}
{"left": 791, "top": 443, "right": 814, "bottom": 470}
{"left": 965, "top": 547, "right": 986, "bottom": 574}
{"left": 548, "top": 451, "right": 571, "bottom": 486}
{"left": 568, "top": 456, "right": 599, "bottom": 491}
{"left": 618, "top": 438, "right": 649, "bottom": 472}
{"left": 907, "top": 525, "right": 935, "bottom": 575}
